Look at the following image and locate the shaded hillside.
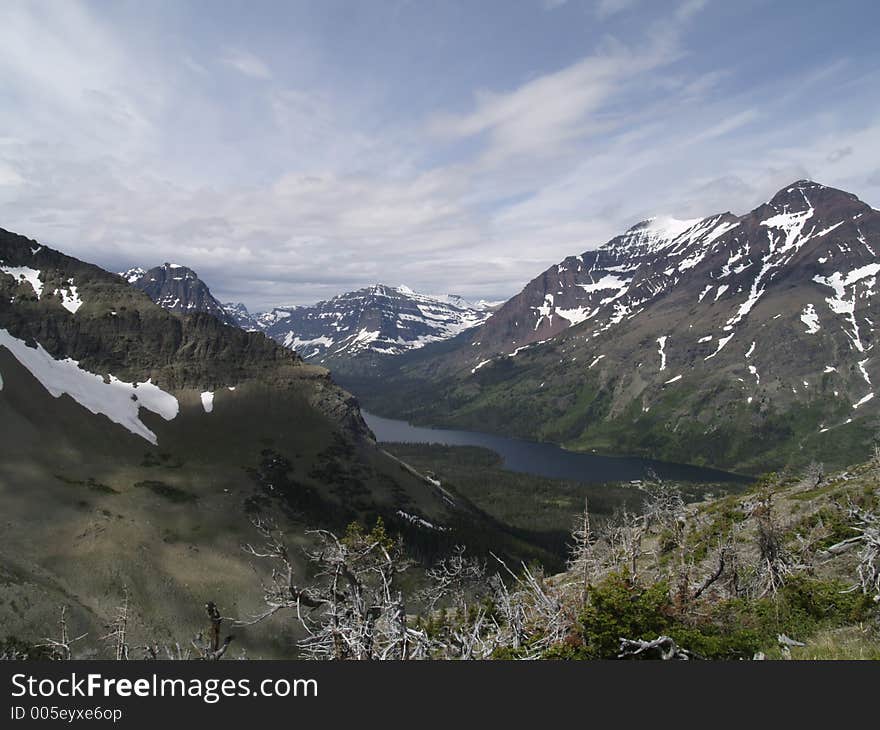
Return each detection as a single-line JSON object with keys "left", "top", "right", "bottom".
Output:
{"left": 0, "top": 226, "right": 546, "bottom": 657}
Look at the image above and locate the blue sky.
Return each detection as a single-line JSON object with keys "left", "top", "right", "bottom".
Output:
{"left": 1, "top": 0, "right": 879, "bottom": 308}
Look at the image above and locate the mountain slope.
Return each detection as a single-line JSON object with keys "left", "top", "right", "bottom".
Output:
{"left": 0, "top": 227, "right": 539, "bottom": 655}
{"left": 348, "top": 181, "right": 880, "bottom": 474}
{"left": 122, "top": 263, "right": 237, "bottom": 326}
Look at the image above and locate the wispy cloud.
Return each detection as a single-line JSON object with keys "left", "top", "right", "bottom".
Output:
{"left": 595, "top": 0, "right": 640, "bottom": 19}
{"left": 220, "top": 48, "right": 272, "bottom": 79}
{"left": 0, "top": 0, "right": 878, "bottom": 309}
{"left": 428, "top": 38, "right": 677, "bottom": 167}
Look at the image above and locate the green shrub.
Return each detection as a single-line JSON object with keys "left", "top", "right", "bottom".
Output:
{"left": 539, "top": 573, "right": 876, "bottom": 661}
{"left": 576, "top": 572, "right": 674, "bottom": 659}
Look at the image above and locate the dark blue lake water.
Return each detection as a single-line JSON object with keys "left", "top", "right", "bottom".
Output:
{"left": 363, "top": 411, "right": 749, "bottom": 485}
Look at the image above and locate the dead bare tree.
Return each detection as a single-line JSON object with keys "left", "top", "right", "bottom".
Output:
{"left": 643, "top": 481, "right": 686, "bottom": 536}
{"left": 820, "top": 498, "right": 880, "bottom": 602}
{"left": 412, "top": 546, "right": 493, "bottom": 659}
{"left": 750, "top": 493, "right": 795, "bottom": 597}
{"left": 101, "top": 587, "right": 130, "bottom": 661}
{"left": 445, "top": 606, "right": 496, "bottom": 660}
{"left": 618, "top": 635, "right": 697, "bottom": 660}
{"left": 486, "top": 573, "right": 525, "bottom": 653}
{"left": 567, "top": 498, "right": 601, "bottom": 606}
{"left": 139, "top": 603, "right": 232, "bottom": 661}
{"left": 489, "top": 553, "right": 568, "bottom": 658}
{"left": 605, "top": 507, "right": 646, "bottom": 582}
{"left": 191, "top": 602, "right": 234, "bottom": 660}
{"left": 793, "top": 515, "right": 832, "bottom": 566}
{"left": 37, "top": 606, "right": 87, "bottom": 660}
{"left": 642, "top": 480, "right": 691, "bottom": 605}
{"left": 240, "top": 517, "right": 431, "bottom": 660}
{"left": 691, "top": 533, "right": 735, "bottom": 602}
{"left": 417, "top": 545, "right": 487, "bottom": 614}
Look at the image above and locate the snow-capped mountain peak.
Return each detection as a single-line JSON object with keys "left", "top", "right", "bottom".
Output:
{"left": 462, "top": 180, "right": 879, "bottom": 371}
{"left": 253, "top": 284, "right": 496, "bottom": 361}
{"left": 121, "top": 267, "right": 146, "bottom": 284}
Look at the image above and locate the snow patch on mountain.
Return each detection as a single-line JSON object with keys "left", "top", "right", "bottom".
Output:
{"left": 121, "top": 267, "right": 146, "bottom": 284}
{"left": 853, "top": 392, "right": 874, "bottom": 409}
{"left": 813, "top": 264, "right": 880, "bottom": 352}
{"left": 0, "top": 327, "right": 178, "bottom": 444}
{"left": 578, "top": 274, "right": 630, "bottom": 294}
{"left": 657, "top": 336, "right": 668, "bottom": 371}
{"left": 55, "top": 279, "right": 82, "bottom": 314}
{"left": 1, "top": 264, "right": 43, "bottom": 298}
{"left": 800, "top": 304, "right": 820, "bottom": 334}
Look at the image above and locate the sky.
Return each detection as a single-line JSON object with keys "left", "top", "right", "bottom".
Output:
{"left": 1, "top": 0, "right": 879, "bottom": 310}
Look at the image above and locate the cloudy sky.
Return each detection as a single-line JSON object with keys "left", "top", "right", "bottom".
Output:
{"left": 1, "top": 0, "right": 879, "bottom": 309}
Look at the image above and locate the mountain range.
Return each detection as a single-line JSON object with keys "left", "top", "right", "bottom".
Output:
{"left": 102, "top": 179, "right": 880, "bottom": 475}
{"left": 122, "top": 266, "right": 496, "bottom": 365}
{"left": 233, "top": 285, "right": 497, "bottom": 365}
{"left": 5, "top": 177, "right": 880, "bottom": 656}
{"left": 344, "top": 180, "right": 880, "bottom": 474}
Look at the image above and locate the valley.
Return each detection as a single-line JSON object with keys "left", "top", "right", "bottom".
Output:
{"left": 3, "top": 180, "right": 880, "bottom": 661}
{"left": 118, "top": 181, "right": 880, "bottom": 476}
{"left": 4, "top": 0, "right": 880, "bottom": 675}
{"left": 0, "top": 226, "right": 546, "bottom": 657}
{"left": 363, "top": 411, "right": 750, "bottom": 486}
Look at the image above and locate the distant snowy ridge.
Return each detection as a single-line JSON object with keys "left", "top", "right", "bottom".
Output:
{"left": 122, "top": 266, "right": 496, "bottom": 361}
{"left": 227, "top": 284, "right": 498, "bottom": 361}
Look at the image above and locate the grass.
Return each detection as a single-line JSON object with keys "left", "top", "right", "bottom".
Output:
{"left": 781, "top": 625, "right": 880, "bottom": 660}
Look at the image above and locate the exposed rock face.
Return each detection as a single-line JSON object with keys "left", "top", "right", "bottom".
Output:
{"left": 122, "top": 263, "right": 236, "bottom": 326}
{"left": 222, "top": 301, "right": 260, "bottom": 331}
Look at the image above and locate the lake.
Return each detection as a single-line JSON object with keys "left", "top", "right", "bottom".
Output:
{"left": 362, "top": 411, "right": 750, "bottom": 485}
